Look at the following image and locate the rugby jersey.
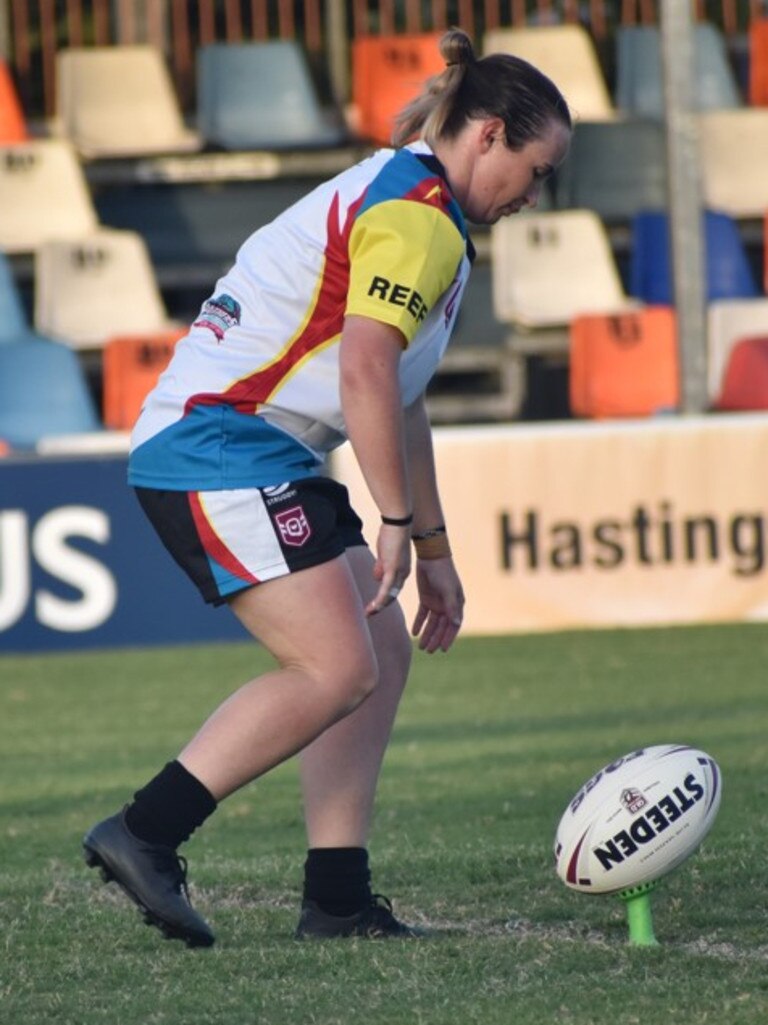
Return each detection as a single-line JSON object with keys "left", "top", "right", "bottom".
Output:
{"left": 128, "top": 141, "right": 474, "bottom": 490}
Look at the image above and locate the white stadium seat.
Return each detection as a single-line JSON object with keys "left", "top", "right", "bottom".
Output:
{"left": 491, "top": 209, "right": 637, "bottom": 329}
{"left": 56, "top": 45, "right": 200, "bottom": 158}
{"left": 484, "top": 25, "right": 616, "bottom": 121}
{"left": 35, "top": 228, "right": 174, "bottom": 350}
{"left": 0, "top": 140, "right": 98, "bottom": 253}
{"left": 697, "top": 109, "right": 768, "bottom": 218}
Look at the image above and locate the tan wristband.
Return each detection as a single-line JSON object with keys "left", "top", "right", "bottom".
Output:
{"left": 413, "top": 533, "right": 452, "bottom": 560}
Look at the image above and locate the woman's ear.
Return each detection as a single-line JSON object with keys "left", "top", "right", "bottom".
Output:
{"left": 478, "top": 116, "right": 505, "bottom": 152}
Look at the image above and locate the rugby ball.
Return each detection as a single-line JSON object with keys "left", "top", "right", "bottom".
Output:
{"left": 554, "top": 744, "right": 722, "bottom": 894}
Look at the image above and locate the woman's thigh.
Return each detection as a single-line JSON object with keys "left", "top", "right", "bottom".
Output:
{"left": 228, "top": 553, "right": 376, "bottom": 683}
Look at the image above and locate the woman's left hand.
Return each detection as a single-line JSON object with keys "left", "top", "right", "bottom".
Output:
{"left": 411, "top": 557, "right": 465, "bottom": 653}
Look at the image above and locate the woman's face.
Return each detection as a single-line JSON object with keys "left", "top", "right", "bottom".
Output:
{"left": 458, "top": 117, "right": 571, "bottom": 225}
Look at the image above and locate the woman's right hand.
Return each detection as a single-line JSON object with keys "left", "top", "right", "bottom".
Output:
{"left": 365, "top": 523, "right": 412, "bottom": 616}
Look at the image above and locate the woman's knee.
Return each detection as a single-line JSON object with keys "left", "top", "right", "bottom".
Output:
{"left": 313, "top": 644, "right": 379, "bottom": 717}
{"left": 370, "top": 608, "right": 412, "bottom": 690}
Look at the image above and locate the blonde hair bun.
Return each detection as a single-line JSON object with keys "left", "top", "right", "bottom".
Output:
{"left": 440, "top": 28, "right": 475, "bottom": 69}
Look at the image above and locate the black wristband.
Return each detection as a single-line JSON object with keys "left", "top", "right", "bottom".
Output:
{"left": 381, "top": 513, "right": 413, "bottom": 527}
{"left": 411, "top": 524, "right": 446, "bottom": 541}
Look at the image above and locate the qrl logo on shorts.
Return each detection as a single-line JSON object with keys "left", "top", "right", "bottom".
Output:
{"left": 275, "top": 506, "right": 311, "bottom": 547}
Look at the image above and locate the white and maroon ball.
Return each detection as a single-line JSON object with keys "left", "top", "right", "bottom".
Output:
{"left": 554, "top": 744, "right": 722, "bottom": 894}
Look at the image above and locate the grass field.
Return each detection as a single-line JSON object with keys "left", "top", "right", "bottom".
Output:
{"left": 2, "top": 623, "right": 768, "bottom": 1025}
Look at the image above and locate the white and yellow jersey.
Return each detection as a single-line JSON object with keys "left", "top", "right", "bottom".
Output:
{"left": 129, "top": 141, "right": 474, "bottom": 490}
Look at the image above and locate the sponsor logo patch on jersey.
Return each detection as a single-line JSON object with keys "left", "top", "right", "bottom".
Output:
{"left": 194, "top": 293, "right": 242, "bottom": 342}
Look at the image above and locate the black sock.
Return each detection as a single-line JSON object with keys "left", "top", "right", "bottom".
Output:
{"left": 124, "top": 760, "right": 217, "bottom": 849}
{"left": 302, "top": 847, "right": 372, "bottom": 917}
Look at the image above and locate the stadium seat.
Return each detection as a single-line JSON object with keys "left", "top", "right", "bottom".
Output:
{"left": 197, "top": 41, "right": 347, "bottom": 150}
{"left": 351, "top": 32, "right": 444, "bottom": 145}
{"left": 0, "top": 59, "right": 27, "bottom": 143}
{"left": 697, "top": 109, "right": 768, "bottom": 218}
{"left": 491, "top": 209, "right": 637, "bottom": 329}
{"left": 707, "top": 298, "right": 768, "bottom": 403}
{"left": 55, "top": 45, "right": 200, "bottom": 158}
{"left": 615, "top": 23, "right": 741, "bottom": 119}
{"left": 553, "top": 119, "right": 667, "bottom": 223}
{"left": 569, "top": 307, "right": 679, "bottom": 418}
{"left": 716, "top": 336, "right": 768, "bottom": 411}
{"left": 0, "top": 250, "right": 29, "bottom": 340}
{"left": 34, "top": 229, "right": 173, "bottom": 350}
{"left": 484, "top": 25, "right": 615, "bottom": 122}
{"left": 102, "top": 329, "right": 185, "bottom": 430}
{"left": 748, "top": 19, "right": 768, "bottom": 106}
{"left": 0, "top": 336, "right": 101, "bottom": 448}
{"left": 629, "top": 209, "right": 758, "bottom": 305}
{"left": 0, "top": 139, "right": 99, "bottom": 253}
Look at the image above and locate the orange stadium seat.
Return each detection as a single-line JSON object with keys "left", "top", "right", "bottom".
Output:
{"left": 748, "top": 19, "right": 768, "bottom": 106}
{"left": 102, "top": 330, "right": 185, "bottom": 430}
{"left": 351, "top": 32, "right": 444, "bottom": 146}
{"left": 0, "top": 60, "right": 27, "bottom": 142}
{"left": 569, "top": 307, "right": 679, "bottom": 419}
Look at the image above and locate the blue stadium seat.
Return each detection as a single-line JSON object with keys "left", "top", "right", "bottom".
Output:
{"left": 197, "top": 41, "right": 347, "bottom": 150}
{"left": 616, "top": 23, "right": 742, "bottom": 118}
{"left": 0, "top": 250, "right": 28, "bottom": 341}
{"left": 629, "top": 209, "right": 758, "bottom": 305}
{"left": 0, "top": 337, "right": 101, "bottom": 448}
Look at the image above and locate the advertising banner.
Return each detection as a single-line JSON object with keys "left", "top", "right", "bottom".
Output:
{"left": 5, "top": 413, "right": 768, "bottom": 651}
{"left": 331, "top": 413, "right": 768, "bottom": 634}
{"left": 0, "top": 456, "right": 247, "bottom": 653}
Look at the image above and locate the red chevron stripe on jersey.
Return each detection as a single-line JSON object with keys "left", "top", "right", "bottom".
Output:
{"left": 185, "top": 190, "right": 366, "bottom": 418}
{"left": 128, "top": 141, "right": 472, "bottom": 491}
